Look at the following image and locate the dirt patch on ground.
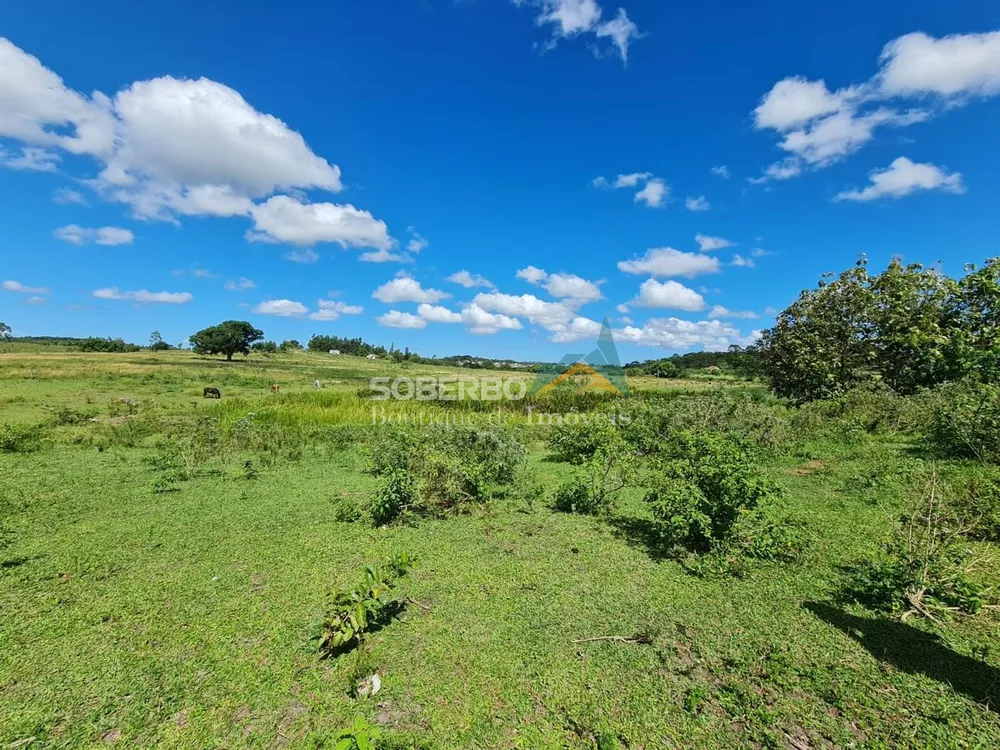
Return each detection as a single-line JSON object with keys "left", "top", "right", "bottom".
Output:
{"left": 791, "top": 460, "right": 826, "bottom": 476}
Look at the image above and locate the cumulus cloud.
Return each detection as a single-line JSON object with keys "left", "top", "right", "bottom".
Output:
{"left": 417, "top": 302, "right": 523, "bottom": 334}
{"left": 224, "top": 277, "right": 255, "bottom": 291}
{"left": 518, "top": 0, "right": 644, "bottom": 63}
{"left": 376, "top": 310, "right": 427, "bottom": 329}
{"left": 53, "top": 224, "right": 135, "bottom": 246}
{"left": 634, "top": 178, "right": 668, "bottom": 207}
{"left": 878, "top": 31, "right": 1000, "bottom": 98}
{"left": 3, "top": 279, "right": 50, "bottom": 294}
{"left": 633, "top": 279, "right": 705, "bottom": 311}
{"left": 685, "top": 195, "right": 710, "bottom": 212}
{"left": 694, "top": 233, "right": 733, "bottom": 252}
{"left": 473, "top": 291, "right": 576, "bottom": 328}
{"left": 514, "top": 266, "right": 602, "bottom": 301}
{"left": 372, "top": 276, "right": 450, "bottom": 304}
{"left": 0, "top": 38, "right": 395, "bottom": 253}
{"left": 834, "top": 156, "right": 965, "bottom": 202}
{"left": 708, "top": 305, "right": 759, "bottom": 319}
{"left": 751, "top": 30, "right": 1000, "bottom": 181}
{"left": 616, "top": 317, "right": 759, "bottom": 351}
{"left": 247, "top": 195, "right": 392, "bottom": 249}
{"left": 309, "top": 299, "right": 364, "bottom": 321}
{"left": 93, "top": 287, "right": 191, "bottom": 304}
{"left": 253, "top": 299, "right": 309, "bottom": 317}
{"left": 447, "top": 270, "right": 495, "bottom": 289}
{"left": 592, "top": 171, "right": 668, "bottom": 207}
{"left": 406, "top": 226, "right": 428, "bottom": 255}
{"left": 516, "top": 265, "right": 549, "bottom": 284}
{"left": 618, "top": 247, "right": 721, "bottom": 278}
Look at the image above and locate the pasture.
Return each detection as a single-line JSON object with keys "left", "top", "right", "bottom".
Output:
{"left": 1, "top": 348, "right": 998, "bottom": 748}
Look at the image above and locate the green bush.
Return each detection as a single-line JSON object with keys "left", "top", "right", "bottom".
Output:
{"left": 923, "top": 380, "right": 1000, "bottom": 463}
{"left": 369, "top": 468, "right": 416, "bottom": 525}
{"left": 952, "top": 468, "right": 1000, "bottom": 542}
{"left": 315, "top": 553, "right": 413, "bottom": 657}
{"left": 645, "top": 433, "right": 781, "bottom": 553}
{"left": 0, "top": 423, "right": 44, "bottom": 453}
{"left": 551, "top": 436, "right": 636, "bottom": 516}
{"left": 548, "top": 418, "right": 621, "bottom": 464}
{"left": 840, "top": 470, "right": 993, "bottom": 618}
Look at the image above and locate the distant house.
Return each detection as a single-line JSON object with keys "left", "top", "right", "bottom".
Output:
{"left": 329, "top": 349, "right": 341, "bottom": 355}
{"left": 366, "top": 354, "right": 378, "bottom": 360}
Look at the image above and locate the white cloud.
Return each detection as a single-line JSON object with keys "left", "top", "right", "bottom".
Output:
{"left": 406, "top": 226, "right": 429, "bottom": 254}
{"left": 750, "top": 247, "right": 771, "bottom": 258}
{"left": 731, "top": 254, "right": 756, "bottom": 268}
{"left": 0, "top": 38, "right": 115, "bottom": 157}
{"left": 309, "top": 299, "right": 364, "bottom": 321}
{"left": 3, "top": 279, "right": 50, "bottom": 294}
{"left": 376, "top": 310, "right": 427, "bottom": 329}
{"left": 473, "top": 291, "right": 576, "bottom": 329}
{"left": 191, "top": 268, "right": 215, "bottom": 278}
{"left": 224, "top": 277, "right": 255, "bottom": 291}
{"left": 633, "top": 279, "right": 705, "bottom": 311}
{"left": 618, "top": 247, "right": 721, "bottom": 278}
{"left": 23, "top": 295, "right": 46, "bottom": 305}
{"left": 711, "top": 165, "right": 730, "bottom": 178}
{"left": 549, "top": 315, "right": 602, "bottom": 343}
{"left": 612, "top": 172, "right": 651, "bottom": 188}
{"left": 878, "top": 31, "right": 1000, "bottom": 98}
{"left": 53, "top": 187, "right": 88, "bottom": 205}
{"left": 685, "top": 195, "right": 710, "bottom": 212}
{"left": 520, "top": 1, "right": 643, "bottom": 63}
{"left": 417, "top": 303, "right": 463, "bottom": 324}
{"left": 834, "top": 156, "right": 965, "bottom": 202}
{"left": 616, "top": 317, "right": 758, "bottom": 351}
{"left": 543, "top": 272, "right": 603, "bottom": 301}
{"left": 634, "top": 178, "right": 668, "bottom": 207}
{"left": 754, "top": 77, "right": 849, "bottom": 131}
{"left": 695, "top": 233, "right": 733, "bottom": 252}
{"left": 93, "top": 287, "right": 191, "bottom": 304}
{"left": 253, "top": 299, "right": 309, "bottom": 317}
{"left": 461, "top": 303, "right": 523, "bottom": 334}
{"left": 284, "top": 248, "right": 319, "bottom": 263}
{"left": 247, "top": 195, "right": 391, "bottom": 249}
{"left": 372, "top": 276, "right": 450, "bottom": 304}
{"left": 358, "top": 248, "right": 412, "bottom": 263}
{"left": 616, "top": 303, "right": 629, "bottom": 314}
{"left": 752, "top": 30, "right": 1000, "bottom": 181}
{"left": 516, "top": 265, "right": 549, "bottom": 284}
{"left": 0, "top": 38, "right": 395, "bottom": 250}
{"left": 708, "top": 305, "right": 759, "bottom": 320}
{"left": 52, "top": 224, "right": 134, "bottom": 245}
{"left": 1, "top": 146, "right": 60, "bottom": 172}
{"left": 447, "top": 270, "right": 494, "bottom": 288}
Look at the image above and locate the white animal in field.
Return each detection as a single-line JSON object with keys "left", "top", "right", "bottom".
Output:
{"left": 314, "top": 379, "right": 322, "bottom": 389}
{"left": 366, "top": 354, "right": 378, "bottom": 360}
{"left": 329, "top": 349, "right": 341, "bottom": 355}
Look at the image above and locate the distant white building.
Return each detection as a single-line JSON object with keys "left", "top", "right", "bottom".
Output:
{"left": 329, "top": 349, "right": 341, "bottom": 355}
{"left": 366, "top": 354, "right": 378, "bottom": 360}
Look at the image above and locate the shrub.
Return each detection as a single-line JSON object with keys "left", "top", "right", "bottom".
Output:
{"left": 0, "top": 423, "right": 44, "bottom": 453}
{"left": 316, "top": 553, "right": 413, "bottom": 657}
{"left": 840, "top": 469, "right": 993, "bottom": 618}
{"left": 334, "top": 716, "right": 382, "bottom": 750}
{"left": 364, "top": 424, "right": 526, "bottom": 521}
{"left": 645, "top": 433, "right": 781, "bottom": 552}
{"left": 551, "top": 437, "right": 636, "bottom": 516}
{"left": 369, "top": 468, "right": 416, "bottom": 525}
{"left": 923, "top": 380, "right": 1000, "bottom": 463}
{"left": 548, "top": 418, "right": 620, "bottom": 464}
{"left": 951, "top": 468, "right": 1000, "bottom": 542}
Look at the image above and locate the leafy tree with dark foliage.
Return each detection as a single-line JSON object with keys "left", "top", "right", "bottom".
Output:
{"left": 756, "top": 256, "right": 1000, "bottom": 402}
{"left": 0, "top": 322, "right": 10, "bottom": 339}
{"left": 189, "top": 321, "right": 263, "bottom": 361}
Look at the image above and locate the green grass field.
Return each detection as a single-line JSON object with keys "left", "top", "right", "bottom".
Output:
{"left": 1, "top": 349, "right": 998, "bottom": 748}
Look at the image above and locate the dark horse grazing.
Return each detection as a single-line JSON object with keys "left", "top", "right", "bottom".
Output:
{"left": 203, "top": 387, "right": 221, "bottom": 399}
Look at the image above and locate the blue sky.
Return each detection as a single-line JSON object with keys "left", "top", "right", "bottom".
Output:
{"left": 1, "top": 1, "right": 999, "bottom": 360}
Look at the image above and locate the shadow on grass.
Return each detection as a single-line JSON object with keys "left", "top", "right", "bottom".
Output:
{"left": 606, "top": 515, "right": 672, "bottom": 562}
{"left": 804, "top": 601, "right": 999, "bottom": 713}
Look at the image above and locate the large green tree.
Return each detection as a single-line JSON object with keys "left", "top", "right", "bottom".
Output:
{"left": 757, "top": 257, "right": 998, "bottom": 402}
{"left": 189, "top": 321, "right": 263, "bottom": 361}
